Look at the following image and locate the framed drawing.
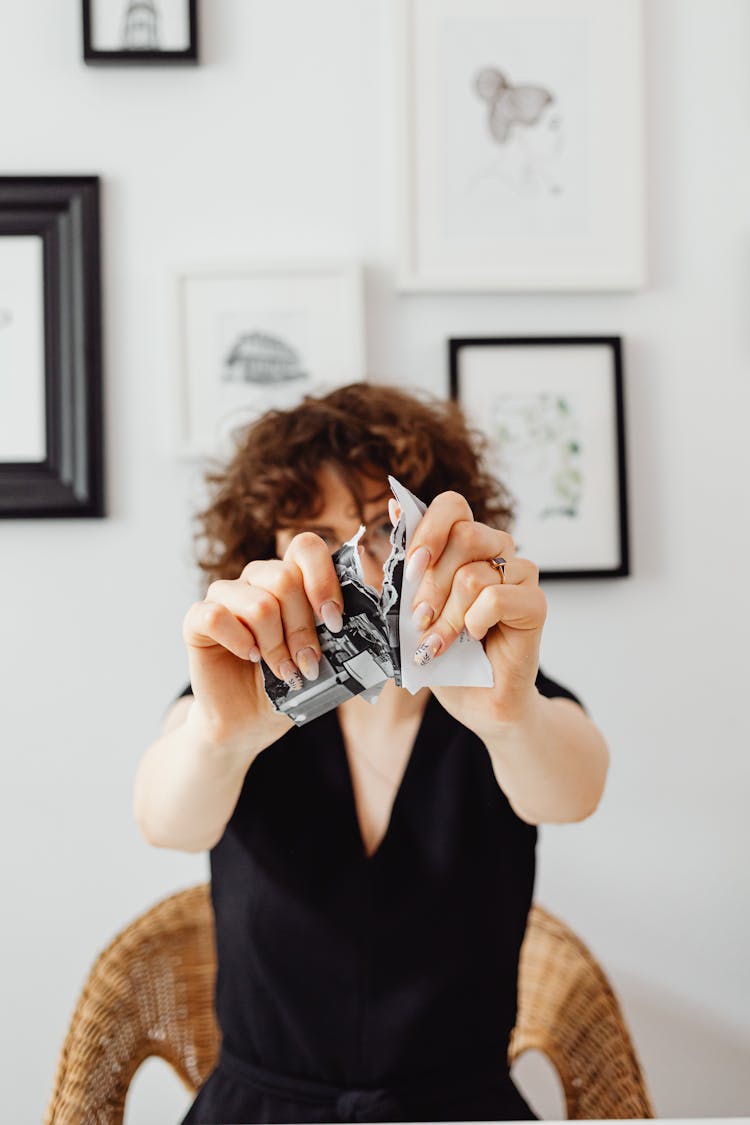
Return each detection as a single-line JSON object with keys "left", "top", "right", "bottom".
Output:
{"left": 175, "top": 262, "right": 366, "bottom": 459}
{"left": 0, "top": 177, "right": 104, "bottom": 518}
{"left": 398, "top": 0, "right": 645, "bottom": 291}
{"left": 82, "top": 0, "right": 198, "bottom": 64}
{"left": 450, "top": 336, "right": 629, "bottom": 579}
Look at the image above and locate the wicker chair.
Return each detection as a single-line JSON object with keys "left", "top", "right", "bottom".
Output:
{"left": 44, "top": 884, "right": 655, "bottom": 1123}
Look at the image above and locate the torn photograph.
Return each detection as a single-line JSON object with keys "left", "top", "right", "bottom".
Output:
{"left": 261, "top": 524, "right": 397, "bottom": 725}
{"left": 261, "top": 476, "right": 493, "bottom": 726}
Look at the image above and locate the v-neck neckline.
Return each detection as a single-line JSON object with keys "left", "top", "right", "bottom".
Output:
{"left": 331, "top": 691, "right": 436, "bottom": 864}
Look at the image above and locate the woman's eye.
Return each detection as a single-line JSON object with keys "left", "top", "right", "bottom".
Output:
{"left": 375, "top": 521, "right": 393, "bottom": 538}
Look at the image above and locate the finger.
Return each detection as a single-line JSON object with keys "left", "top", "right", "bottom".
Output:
{"left": 409, "top": 519, "right": 516, "bottom": 625}
{"left": 183, "top": 599, "right": 261, "bottom": 663}
{"left": 388, "top": 498, "right": 401, "bottom": 527}
{"left": 413, "top": 558, "right": 542, "bottom": 664}
{"left": 240, "top": 560, "right": 323, "bottom": 682}
{"left": 282, "top": 532, "right": 345, "bottom": 634}
{"left": 404, "top": 491, "right": 473, "bottom": 584}
{"left": 464, "top": 581, "right": 547, "bottom": 642}
{"left": 206, "top": 580, "right": 302, "bottom": 690}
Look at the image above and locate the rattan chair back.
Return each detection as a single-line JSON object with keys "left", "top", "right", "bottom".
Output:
{"left": 45, "top": 885, "right": 655, "bottom": 1122}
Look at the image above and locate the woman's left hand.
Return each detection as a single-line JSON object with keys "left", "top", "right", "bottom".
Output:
{"left": 403, "top": 490, "right": 546, "bottom": 733}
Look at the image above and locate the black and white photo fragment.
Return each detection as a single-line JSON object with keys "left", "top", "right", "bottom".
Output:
{"left": 261, "top": 476, "right": 494, "bottom": 725}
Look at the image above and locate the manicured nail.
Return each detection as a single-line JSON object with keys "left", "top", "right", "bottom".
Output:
{"left": 279, "top": 659, "right": 304, "bottom": 691}
{"left": 248, "top": 645, "right": 261, "bottom": 663}
{"left": 405, "top": 545, "right": 431, "bottom": 584}
{"left": 296, "top": 646, "right": 320, "bottom": 681}
{"left": 320, "top": 599, "right": 344, "bottom": 633}
{"left": 413, "top": 633, "right": 443, "bottom": 666}
{"left": 411, "top": 602, "right": 433, "bottom": 632}
{"left": 388, "top": 498, "right": 401, "bottom": 526}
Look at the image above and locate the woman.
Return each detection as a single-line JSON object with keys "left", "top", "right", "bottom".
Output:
{"left": 134, "top": 383, "right": 609, "bottom": 1123}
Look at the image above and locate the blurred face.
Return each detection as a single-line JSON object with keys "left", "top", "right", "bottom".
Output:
{"left": 274, "top": 463, "right": 394, "bottom": 591}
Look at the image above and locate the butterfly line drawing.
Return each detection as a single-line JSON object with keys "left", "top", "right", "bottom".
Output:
{"left": 474, "top": 66, "right": 555, "bottom": 145}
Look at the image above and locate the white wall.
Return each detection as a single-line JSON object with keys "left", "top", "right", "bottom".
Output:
{"left": 2, "top": 1, "right": 749, "bottom": 1121}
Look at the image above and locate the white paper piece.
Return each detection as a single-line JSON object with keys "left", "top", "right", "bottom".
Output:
{"left": 388, "top": 476, "right": 494, "bottom": 693}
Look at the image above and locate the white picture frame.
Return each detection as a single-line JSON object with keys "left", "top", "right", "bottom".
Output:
{"left": 174, "top": 261, "right": 366, "bottom": 460}
{"left": 398, "top": 0, "right": 646, "bottom": 292}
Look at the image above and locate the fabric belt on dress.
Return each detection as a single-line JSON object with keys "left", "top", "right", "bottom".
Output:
{"left": 219, "top": 1044, "right": 510, "bottom": 1123}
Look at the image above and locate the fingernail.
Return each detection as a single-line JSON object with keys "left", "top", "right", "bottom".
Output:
{"left": 411, "top": 602, "right": 433, "bottom": 632}
{"left": 405, "top": 546, "right": 431, "bottom": 584}
{"left": 388, "top": 498, "right": 401, "bottom": 526}
{"left": 296, "top": 646, "right": 320, "bottom": 681}
{"left": 413, "top": 634, "right": 443, "bottom": 666}
{"left": 320, "top": 599, "right": 343, "bottom": 633}
{"left": 248, "top": 645, "right": 261, "bottom": 663}
{"left": 279, "top": 659, "right": 304, "bottom": 691}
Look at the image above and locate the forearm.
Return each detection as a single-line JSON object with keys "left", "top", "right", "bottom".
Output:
{"left": 481, "top": 690, "right": 610, "bottom": 825}
{"left": 133, "top": 705, "right": 260, "bottom": 853}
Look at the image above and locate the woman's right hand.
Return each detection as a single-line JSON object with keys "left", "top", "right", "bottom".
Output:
{"left": 180, "top": 533, "right": 345, "bottom": 753}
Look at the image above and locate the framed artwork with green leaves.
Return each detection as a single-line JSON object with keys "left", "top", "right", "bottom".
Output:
{"left": 449, "top": 336, "right": 629, "bottom": 579}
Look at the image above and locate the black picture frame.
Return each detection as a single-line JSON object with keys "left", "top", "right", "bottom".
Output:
{"left": 0, "top": 176, "right": 105, "bottom": 518}
{"left": 82, "top": 0, "right": 198, "bottom": 65}
{"left": 449, "top": 336, "right": 630, "bottom": 581}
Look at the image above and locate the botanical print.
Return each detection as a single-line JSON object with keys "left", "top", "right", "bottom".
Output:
{"left": 454, "top": 340, "right": 623, "bottom": 572}
{"left": 489, "top": 391, "right": 583, "bottom": 522}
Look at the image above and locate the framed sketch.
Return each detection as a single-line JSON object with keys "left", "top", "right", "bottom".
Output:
{"left": 175, "top": 262, "right": 366, "bottom": 459}
{"left": 450, "top": 337, "right": 629, "bottom": 579}
{"left": 0, "top": 177, "right": 104, "bottom": 518}
{"left": 398, "top": 0, "right": 645, "bottom": 291}
{"left": 82, "top": 0, "right": 198, "bottom": 64}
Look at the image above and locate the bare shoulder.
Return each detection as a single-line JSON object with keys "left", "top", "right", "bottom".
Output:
{"left": 161, "top": 695, "right": 194, "bottom": 736}
{"left": 546, "top": 695, "right": 586, "bottom": 715}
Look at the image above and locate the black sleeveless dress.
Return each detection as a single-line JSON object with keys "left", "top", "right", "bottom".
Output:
{"left": 174, "top": 668, "right": 584, "bottom": 1124}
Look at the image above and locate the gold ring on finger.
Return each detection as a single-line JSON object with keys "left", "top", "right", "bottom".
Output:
{"left": 487, "top": 555, "right": 507, "bottom": 583}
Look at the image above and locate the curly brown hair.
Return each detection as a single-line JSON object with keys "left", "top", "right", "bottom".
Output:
{"left": 190, "top": 383, "right": 516, "bottom": 593}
